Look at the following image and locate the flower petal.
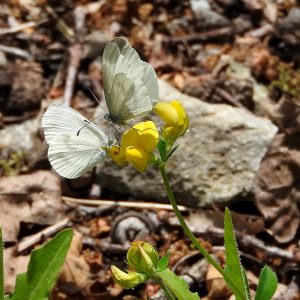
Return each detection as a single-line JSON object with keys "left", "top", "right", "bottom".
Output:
{"left": 104, "top": 145, "right": 127, "bottom": 165}
{"left": 125, "top": 146, "right": 150, "bottom": 172}
{"left": 121, "top": 127, "right": 139, "bottom": 149}
{"left": 170, "top": 100, "right": 189, "bottom": 135}
{"left": 135, "top": 121, "right": 159, "bottom": 152}
{"left": 111, "top": 265, "right": 147, "bottom": 289}
{"left": 163, "top": 125, "right": 180, "bottom": 140}
{"left": 154, "top": 102, "right": 178, "bottom": 126}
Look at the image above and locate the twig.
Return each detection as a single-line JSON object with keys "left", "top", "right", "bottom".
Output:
{"left": 63, "top": 44, "right": 82, "bottom": 106}
{"left": 63, "top": 6, "right": 86, "bottom": 106}
{"left": 0, "top": 44, "right": 33, "bottom": 60}
{"left": 17, "top": 218, "right": 70, "bottom": 253}
{"left": 62, "top": 196, "right": 188, "bottom": 212}
{"left": 166, "top": 27, "right": 232, "bottom": 44}
{"left": 169, "top": 218, "right": 297, "bottom": 262}
{"left": 44, "top": 5, "right": 75, "bottom": 42}
{"left": 248, "top": 24, "right": 274, "bottom": 38}
{"left": 0, "top": 18, "right": 48, "bottom": 36}
{"left": 215, "top": 87, "right": 245, "bottom": 109}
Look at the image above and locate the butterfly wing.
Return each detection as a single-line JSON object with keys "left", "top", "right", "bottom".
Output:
{"left": 48, "top": 133, "right": 108, "bottom": 178}
{"left": 42, "top": 103, "right": 107, "bottom": 143}
{"left": 102, "top": 37, "right": 158, "bottom": 123}
{"left": 42, "top": 104, "right": 109, "bottom": 178}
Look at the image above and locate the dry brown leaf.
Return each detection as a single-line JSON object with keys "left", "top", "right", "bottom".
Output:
{"left": 0, "top": 171, "right": 65, "bottom": 242}
{"left": 253, "top": 133, "right": 300, "bottom": 243}
{"left": 269, "top": 96, "right": 300, "bottom": 134}
{"left": 187, "top": 210, "right": 265, "bottom": 236}
{"left": 4, "top": 247, "right": 29, "bottom": 293}
{"left": 59, "top": 230, "right": 91, "bottom": 292}
{"left": 205, "top": 265, "right": 231, "bottom": 299}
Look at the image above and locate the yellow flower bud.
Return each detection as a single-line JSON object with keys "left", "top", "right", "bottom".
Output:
{"left": 126, "top": 241, "right": 159, "bottom": 276}
{"left": 111, "top": 265, "right": 147, "bottom": 289}
{"left": 153, "top": 102, "right": 178, "bottom": 125}
{"left": 154, "top": 100, "right": 189, "bottom": 141}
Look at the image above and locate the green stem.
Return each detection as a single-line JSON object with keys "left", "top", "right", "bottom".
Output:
{"left": 0, "top": 227, "right": 4, "bottom": 300}
{"left": 155, "top": 276, "right": 176, "bottom": 300}
{"left": 159, "top": 164, "right": 246, "bottom": 300}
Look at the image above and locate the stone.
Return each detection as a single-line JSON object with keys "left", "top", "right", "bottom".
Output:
{"left": 0, "top": 118, "right": 40, "bottom": 151}
{"left": 0, "top": 117, "right": 48, "bottom": 172}
{"left": 275, "top": 7, "right": 300, "bottom": 45}
{"left": 97, "top": 80, "right": 278, "bottom": 207}
{"left": 194, "top": 9, "right": 230, "bottom": 30}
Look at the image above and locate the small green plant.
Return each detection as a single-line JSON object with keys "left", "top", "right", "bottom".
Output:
{"left": 112, "top": 241, "right": 199, "bottom": 300}
{"left": 0, "top": 150, "right": 28, "bottom": 177}
{"left": 270, "top": 63, "right": 300, "bottom": 98}
{"left": 0, "top": 228, "right": 73, "bottom": 300}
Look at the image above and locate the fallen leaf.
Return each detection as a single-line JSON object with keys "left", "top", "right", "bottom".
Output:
{"left": 0, "top": 171, "right": 65, "bottom": 242}
{"left": 59, "top": 230, "right": 91, "bottom": 292}
{"left": 4, "top": 247, "right": 29, "bottom": 293}
{"left": 205, "top": 265, "right": 231, "bottom": 299}
{"left": 253, "top": 134, "right": 300, "bottom": 243}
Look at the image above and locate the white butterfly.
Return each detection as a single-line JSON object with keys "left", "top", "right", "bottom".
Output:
{"left": 42, "top": 38, "right": 158, "bottom": 178}
{"left": 42, "top": 104, "right": 110, "bottom": 179}
{"left": 102, "top": 37, "right": 159, "bottom": 125}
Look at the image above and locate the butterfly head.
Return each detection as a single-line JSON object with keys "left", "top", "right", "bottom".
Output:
{"left": 104, "top": 113, "right": 126, "bottom": 126}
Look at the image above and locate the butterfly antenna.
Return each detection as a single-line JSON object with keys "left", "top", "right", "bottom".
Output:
{"left": 77, "top": 114, "right": 106, "bottom": 136}
{"left": 77, "top": 120, "right": 90, "bottom": 136}
{"left": 88, "top": 87, "right": 101, "bottom": 105}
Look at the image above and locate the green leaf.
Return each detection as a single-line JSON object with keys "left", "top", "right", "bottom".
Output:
{"left": 156, "top": 253, "right": 170, "bottom": 272}
{"left": 157, "top": 140, "right": 167, "bottom": 162}
{"left": 157, "top": 268, "right": 199, "bottom": 300}
{"left": 224, "top": 208, "right": 250, "bottom": 300}
{"left": 9, "top": 228, "right": 73, "bottom": 300}
{"left": 254, "top": 266, "right": 277, "bottom": 300}
{"left": 0, "top": 228, "right": 4, "bottom": 300}
{"left": 166, "top": 145, "right": 179, "bottom": 160}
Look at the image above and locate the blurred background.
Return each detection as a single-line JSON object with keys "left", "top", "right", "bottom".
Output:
{"left": 1, "top": 0, "right": 300, "bottom": 299}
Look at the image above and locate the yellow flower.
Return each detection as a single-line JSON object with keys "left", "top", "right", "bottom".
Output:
{"left": 104, "top": 145, "right": 127, "bottom": 166}
{"left": 106, "top": 121, "right": 159, "bottom": 172}
{"left": 127, "top": 241, "right": 159, "bottom": 276}
{"left": 154, "top": 100, "right": 189, "bottom": 141}
{"left": 111, "top": 265, "right": 147, "bottom": 289}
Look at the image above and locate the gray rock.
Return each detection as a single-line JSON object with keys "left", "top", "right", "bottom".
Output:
{"left": 189, "top": 0, "right": 230, "bottom": 30}
{"left": 0, "top": 118, "right": 39, "bottom": 152}
{"left": 275, "top": 7, "right": 300, "bottom": 45}
{"left": 0, "top": 117, "right": 47, "bottom": 171}
{"left": 194, "top": 9, "right": 230, "bottom": 30}
{"left": 98, "top": 80, "right": 278, "bottom": 207}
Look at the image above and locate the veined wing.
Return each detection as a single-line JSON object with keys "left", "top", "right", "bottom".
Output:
{"left": 42, "top": 104, "right": 107, "bottom": 144}
{"left": 48, "top": 133, "right": 108, "bottom": 179}
{"left": 102, "top": 37, "right": 158, "bottom": 122}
